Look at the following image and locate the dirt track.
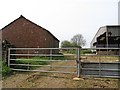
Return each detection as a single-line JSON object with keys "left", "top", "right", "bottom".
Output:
{"left": 2, "top": 61, "right": 119, "bottom": 88}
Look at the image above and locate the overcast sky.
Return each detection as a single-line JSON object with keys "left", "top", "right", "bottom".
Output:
{"left": 0, "top": 0, "right": 119, "bottom": 47}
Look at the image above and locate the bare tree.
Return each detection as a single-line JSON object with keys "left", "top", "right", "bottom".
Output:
{"left": 71, "top": 34, "right": 86, "bottom": 47}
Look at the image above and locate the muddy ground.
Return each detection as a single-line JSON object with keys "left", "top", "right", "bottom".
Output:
{"left": 2, "top": 60, "right": 119, "bottom": 89}
{"left": 2, "top": 71, "right": 119, "bottom": 88}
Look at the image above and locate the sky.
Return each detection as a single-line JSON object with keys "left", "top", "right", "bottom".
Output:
{"left": 118, "top": 1, "right": 120, "bottom": 25}
{"left": 0, "top": 0, "right": 119, "bottom": 47}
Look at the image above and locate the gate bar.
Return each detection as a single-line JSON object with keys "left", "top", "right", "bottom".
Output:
{"left": 12, "top": 69, "right": 77, "bottom": 74}
{"left": 10, "top": 64, "right": 76, "bottom": 68}
{"left": 77, "top": 47, "right": 81, "bottom": 78}
{"left": 10, "top": 59, "right": 75, "bottom": 62}
{"left": 8, "top": 48, "right": 10, "bottom": 67}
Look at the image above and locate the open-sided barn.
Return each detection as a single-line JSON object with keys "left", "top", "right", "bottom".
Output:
{"left": 91, "top": 25, "right": 120, "bottom": 55}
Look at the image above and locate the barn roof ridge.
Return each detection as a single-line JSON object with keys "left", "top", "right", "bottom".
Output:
{"left": 1, "top": 15, "right": 59, "bottom": 42}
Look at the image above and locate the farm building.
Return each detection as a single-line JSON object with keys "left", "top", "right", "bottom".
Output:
{"left": 91, "top": 25, "right": 120, "bottom": 55}
{"left": 1, "top": 15, "right": 59, "bottom": 55}
{"left": 1, "top": 15, "right": 59, "bottom": 48}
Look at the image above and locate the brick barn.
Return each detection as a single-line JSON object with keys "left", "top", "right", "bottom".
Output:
{"left": 1, "top": 15, "right": 59, "bottom": 49}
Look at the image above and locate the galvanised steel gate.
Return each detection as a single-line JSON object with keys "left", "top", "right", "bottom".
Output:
{"left": 80, "top": 48, "right": 120, "bottom": 78}
{"left": 8, "top": 48, "right": 120, "bottom": 78}
{"left": 81, "top": 62, "right": 120, "bottom": 78}
{"left": 8, "top": 48, "right": 79, "bottom": 76}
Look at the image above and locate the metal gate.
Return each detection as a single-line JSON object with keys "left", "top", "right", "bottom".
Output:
{"left": 80, "top": 48, "right": 120, "bottom": 78}
{"left": 8, "top": 48, "right": 120, "bottom": 78}
{"left": 8, "top": 48, "right": 79, "bottom": 75}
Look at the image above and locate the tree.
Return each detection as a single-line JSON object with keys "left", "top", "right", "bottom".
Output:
{"left": 71, "top": 34, "right": 86, "bottom": 47}
{"left": 61, "top": 40, "right": 72, "bottom": 48}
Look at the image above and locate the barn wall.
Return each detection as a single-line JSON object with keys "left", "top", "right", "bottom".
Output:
{"left": 2, "top": 16, "right": 59, "bottom": 49}
{"left": 2, "top": 16, "right": 59, "bottom": 55}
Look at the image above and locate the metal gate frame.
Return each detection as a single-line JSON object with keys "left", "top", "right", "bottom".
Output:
{"left": 8, "top": 47, "right": 120, "bottom": 78}
{"left": 8, "top": 48, "right": 79, "bottom": 75}
{"left": 80, "top": 48, "right": 120, "bottom": 78}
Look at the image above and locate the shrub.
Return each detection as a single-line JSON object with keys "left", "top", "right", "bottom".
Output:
{"left": 81, "top": 50, "right": 92, "bottom": 54}
{"left": 2, "top": 61, "right": 12, "bottom": 76}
